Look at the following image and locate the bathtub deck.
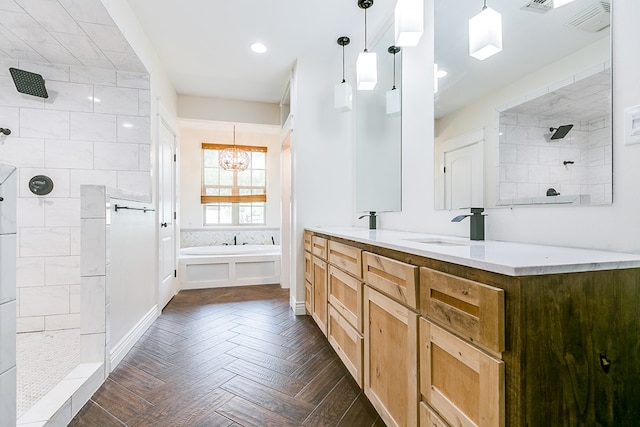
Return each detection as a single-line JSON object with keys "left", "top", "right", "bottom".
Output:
{"left": 70, "top": 284, "right": 385, "bottom": 426}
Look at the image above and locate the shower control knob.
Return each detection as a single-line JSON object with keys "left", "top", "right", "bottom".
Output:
{"left": 160, "top": 222, "right": 168, "bottom": 228}
{"left": 0, "top": 197, "right": 3, "bottom": 201}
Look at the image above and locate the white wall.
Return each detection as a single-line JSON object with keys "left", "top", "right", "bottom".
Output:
{"left": 179, "top": 123, "right": 281, "bottom": 230}
{"left": 376, "top": 0, "right": 640, "bottom": 254}
{"left": 178, "top": 95, "right": 280, "bottom": 126}
{"left": 289, "top": 55, "right": 355, "bottom": 308}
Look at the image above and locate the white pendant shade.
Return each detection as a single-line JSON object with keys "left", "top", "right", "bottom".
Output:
{"left": 394, "top": 0, "right": 424, "bottom": 47}
{"left": 386, "top": 89, "right": 401, "bottom": 117}
{"left": 357, "top": 51, "right": 377, "bottom": 90}
{"left": 469, "top": 7, "right": 502, "bottom": 60}
{"left": 553, "top": 0, "right": 576, "bottom": 8}
{"left": 334, "top": 81, "right": 353, "bottom": 112}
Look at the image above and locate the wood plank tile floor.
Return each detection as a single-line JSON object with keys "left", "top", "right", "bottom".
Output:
{"left": 70, "top": 284, "right": 385, "bottom": 427}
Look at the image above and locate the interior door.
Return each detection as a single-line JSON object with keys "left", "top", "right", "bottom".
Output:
{"left": 444, "top": 142, "right": 483, "bottom": 209}
{"left": 158, "top": 116, "right": 177, "bottom": 309}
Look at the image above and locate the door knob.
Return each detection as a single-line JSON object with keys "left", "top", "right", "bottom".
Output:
{"left": 160, "top": 222, "right": 168, "bottom": 227}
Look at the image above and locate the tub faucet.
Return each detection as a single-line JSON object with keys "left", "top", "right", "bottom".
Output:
{"left": 233, "top": 235, "right": 237, "bottom": 245}
{"left": 358, "top": 211, "right": 377, "bottom": 230}
{"left": 451, "top": 207, "right": 485, "bottom": 241}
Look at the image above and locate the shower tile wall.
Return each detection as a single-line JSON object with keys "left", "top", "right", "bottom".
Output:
{"left": 498, "top": 112, "right": 612, "bottom": 204}
{"left": 0, "top": 163, "right": 17, "bottom": 424}
{"left": 0, "top": 58, "right": 151, "bottom": 332}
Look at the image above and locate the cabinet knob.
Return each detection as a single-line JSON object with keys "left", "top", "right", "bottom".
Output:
{"left": 160, "top": 222, "right": 168, "bottom": 228}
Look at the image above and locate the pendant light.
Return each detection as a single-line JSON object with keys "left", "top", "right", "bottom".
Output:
{"left": 386, "top": 46, "right": 401, "bottom": 117}
{"left": 335, "top": 36, "right": 353, "bottom": 112}
{"left": 394, "top": 0, "right": 424, "bottom": 47}
{"left": 219, "top": 125, "right": 250, "bottom": 171}
{"left": 468, "top": 0, "right": 502, "bottom": 61}
{"left": 356, "top": 0, "right": 377, "bottom": 91}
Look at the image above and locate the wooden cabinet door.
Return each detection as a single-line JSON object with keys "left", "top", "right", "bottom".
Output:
{"left": 304, "top": 231, "right": 312, "bottom": 252}
{"left": 328, "top": 305, "right": 363, "bottom": 386}
{"left": 328, "top": 240, "right": 363, "bottom": 278}
{"left": 328, "top": 265, "right": 363, "bottom": 333}
{"left": 311, "top": 235, "right": 328, "bottom": 260}
{"left": 304, "top": 250, "right": 313, "bottom": 283}
{"left": 305, "top": 279, "right": 313, "bottom": 315}
{"left": 420, "top": 318, "right": 504, "bottom": 427}
{"left": 364, "top": 286, "right": 419, "bottom": 427}
{"left": 311, "top": 256, "right": 328, "bottom": 336}
{"left": 421, "top": 402, "right": 450, "bottom": 427}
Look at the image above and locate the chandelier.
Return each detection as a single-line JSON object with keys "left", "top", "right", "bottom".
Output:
{"left": 219, "top": 125, "right": 250, "bottom": 171}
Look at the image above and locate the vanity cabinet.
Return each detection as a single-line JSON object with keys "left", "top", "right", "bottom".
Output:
{"left": 311, "top": 255, "right": 328, "bottom": 336}
{"left": 364, "top": 285, "right": 419, "bottom": 427}
{"left": 363, "top": 252, "right": 419, "bottom": 309}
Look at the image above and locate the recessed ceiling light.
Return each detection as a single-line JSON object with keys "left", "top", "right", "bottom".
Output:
{"left": 251, "top": 42, "right": 267, "bottom": 54}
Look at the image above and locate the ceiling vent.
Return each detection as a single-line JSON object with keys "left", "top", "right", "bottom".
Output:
{"left": 565, "top": 1, "right": 611, "bottom": 32}
{"left": 521, "top": 0, "right": 553, "bottom": 13}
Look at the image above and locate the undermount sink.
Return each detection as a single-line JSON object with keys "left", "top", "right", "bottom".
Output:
{"left": 403, "top": 238, "right": 472, "bottom": 247}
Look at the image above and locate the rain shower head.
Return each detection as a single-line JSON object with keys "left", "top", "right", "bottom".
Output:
{"left": 9, "top": 67, "right": 48, "bottom": 98}
{"left": 549, "top": 124, "right": 573, "bottom": 140}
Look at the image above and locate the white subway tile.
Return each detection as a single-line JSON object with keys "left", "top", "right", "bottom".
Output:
{"left": 20, "top": 108, "right": 69, "bottom": 139}
{"left": 29, "top": 42, "right": 83, "bottom": 69}
{"left": 76, "top": 57, "right": 115, "bottom": 71}
{"left": 20, "top": 227, "right": 70, "bottom": 257}
{"left": 539, "top": 146, "right": 560, "bottom": 166}
{"left": 45, "top": 313, "right": 80, "bottom": 330}
{"left": 20, "top": 285, "right": 69, "bottom": 316}
{"left": 44, "top": 81, "right": 93, "bottom": 112}
{"left": 0, "top": 137, "right": 45, "bottom": 167}
{"left": 70, "top": 112, "right": 116, "bottom": 141}
{"left": 138, "top": 89, "right": 150, "bottom": 116}
{"left": 0, "top": 76, "right": 45, "bottom": 111}
{"left": 16, "top": 316, "right": 44, "bottom": 333}
{"left": 19, "top": 167, "right": 70, "bottom": 198}
{"left": 94, "top": 85, "right": 138, "bottom": 115}
{"left": 103, "top": 51, "right": 146, "bottom": 73}
{"left": 69, "top": 66, "right": 116, "bottom": 86}
{"left": 70, "top": 170, "right": 116, "bottom": 197}
{"left": 516, "top": 183, "right": 540, "bottom": 198}
{"left": 0, "top": 300, "right": 16, "bottom": 373}
{"left": 46, "top": 255, "right": 80, "bottom": 285}
{"left": 0, "top": 367, "right": 16, "bottom": 423}
{"left": 80, "top": 218, "right": 105, "bottom": 276}
{"left": 81, "top": 276, "right": 105, "bottom": 334}
{"left": 117, "top": 171, "right": 151, "bottom": 195}
{"left": 117, "top": 71, "right": 149, "bottom": 89}
{"left": 139, "top": 144, "right": 150, "bottom": 171}
{"left": 117, "top": 115, "right": 150, "bottom": 144}
{"left": 80, "top": 332, "right": 105, "bottom": 363}
{"left": 52, "top": 32, "right": 104, "bottom": 62}
{"left": 45, "top": 139, "right": 93, "bottom": 169}
{"left": 505, "top": 164, "right": 529, "bottom": 183}
{"left": 17, "top": 60, "right": 70, "bottom": 82}
{"left": 16, "top": 256, "right": 44, "bottom": 288}
{"left": 69, "top": 226, "right": 80, "bottom": 256}
{"left": 516, "top": 145, "right": 539, "bottom": 164}
{"left": 17, "top": 197, "right": 45, "bottom": 227}
{"left": 79, "top": 22, "right": 132, "bottom": 53}
{"left": 69, "top": 284, "right": 80, "bottom": 312}
{"left": 80, "top": 185, "right": 106, "bottom": 219}
{"left": 0, "top": 106, "right": 19, "bottom": 135}
{"left": 45, "top": 197, "right": 80, "bottom": 227}
{"left": 0, "top": 234, "right": 16, "bottom": 302}
{"left": 94, "top": 141, "right": 139, "bottom": 171}
{"left": 58, "top": 0, "right": 114, "bottom": 25}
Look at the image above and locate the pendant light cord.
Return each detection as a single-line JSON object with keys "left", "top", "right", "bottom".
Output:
{"left": 392, "top": 53, "right": 396, "bottom": 90}
{"left": 363, "top": 7, "right": 368, "bottom": 52}
{"left": 482, "top": 0, "right": 487, "bottom": 10}
{"left": 342, "top": 44, "right": 346, "bottom": 83}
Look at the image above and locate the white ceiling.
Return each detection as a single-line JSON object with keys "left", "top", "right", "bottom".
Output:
{"left": 126, "top": 0, "right": 396, "bottom": 104}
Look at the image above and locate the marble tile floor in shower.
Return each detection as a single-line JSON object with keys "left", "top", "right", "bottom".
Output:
{"left": 16, "top": 328, "right": 81, "bottom": 418}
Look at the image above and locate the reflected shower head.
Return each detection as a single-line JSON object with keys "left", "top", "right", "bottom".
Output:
{"left": 9, "top": 67, "right": 48, "bottom": 98}
{"left": 549, "top": 124, "right": 573, "bottom": 140}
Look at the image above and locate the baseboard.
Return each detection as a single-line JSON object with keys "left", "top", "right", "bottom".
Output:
{"left": 291, "top": 295, "right": 306, "bottom": 315}
{"left": 110, "top": 305, "right": 158, "bottom": 371}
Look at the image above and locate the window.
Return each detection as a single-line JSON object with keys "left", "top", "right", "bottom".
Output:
{"left": 201, "top": 143, "right": 267, "bottom": 225}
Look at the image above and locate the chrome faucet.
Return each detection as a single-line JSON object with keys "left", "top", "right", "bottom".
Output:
{"left": 451, "top": 207, "right": 485, "bottom": 241}
{"left": 359, "top": 211, "right": 377, "bottom": 230}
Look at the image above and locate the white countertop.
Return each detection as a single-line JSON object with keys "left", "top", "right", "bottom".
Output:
{"left": 308, "top": 226, "right": 640, "bottom": 276}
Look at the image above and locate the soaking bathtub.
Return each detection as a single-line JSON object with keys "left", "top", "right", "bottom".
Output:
{"left": 178, "top": 244, "right": 281, "bottom": 289}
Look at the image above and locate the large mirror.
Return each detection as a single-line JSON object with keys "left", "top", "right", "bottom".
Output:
{"left": 356, "top": 24, "right": 402, "bottom": 213}
{"left": 434, "top": 0, "right": 611, "bottom": 209}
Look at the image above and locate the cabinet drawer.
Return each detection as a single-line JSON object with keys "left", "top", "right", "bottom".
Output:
{"left": 304, "top": 231, "right": 312, "bottom": 252}
{"left": 420, "top": 402, "right": 450, "bottom": 427}
{"left": 420, "top": 318, "right": 504, "bottom": 427}
{"left": 305, "top": 280, "right": 313, "bottom": 315}
{"left": 304, "top": 250, "right": 313, "bottom": 283}
{"left": 328, "top": 305, "right": 363, "bottom": 387}
{"left": 420, "top": 268, "right": 505, "bottom": 354}
{"left": 328, "top": 240, "right": 362, "bottom": 278}
{"left": 364, "top": 252, "right": 419, "bottom": 309}
{"left": 312, "top": 236, "right": 328, "bottom": 260}
{"left": 328, "top": 265, "right": 363, "bottom": 332}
